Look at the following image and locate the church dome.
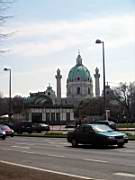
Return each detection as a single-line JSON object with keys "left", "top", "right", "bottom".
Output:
{"left": 67, "top": 54, "right": 92, "bottom": 82}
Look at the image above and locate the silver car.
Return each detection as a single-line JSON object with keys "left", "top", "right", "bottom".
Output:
{"left": 0, "top": 127, "right": 6, "bottom": 140}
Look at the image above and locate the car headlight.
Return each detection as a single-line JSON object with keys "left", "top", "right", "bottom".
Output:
{"left": 2, "top": 131, "right": 6, "bottom": 135}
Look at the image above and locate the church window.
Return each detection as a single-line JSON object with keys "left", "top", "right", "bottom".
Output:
{"left": 106, "top": 91, "right": 109, "bottom": 95}
{"left": 88, "top": 88, "right": 90, "bottom": 94}
{"left": 77, "top": 87, "right": 80, "bottom": 95}
{"left": 77, "top": 77, "right": 80, "bottom": 81}
{"left": 48, "top": 92, "right": 51, "bottom": 96}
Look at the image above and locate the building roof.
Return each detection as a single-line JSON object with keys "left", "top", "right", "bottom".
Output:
{"left": 67, "top": 54, "right": 92, "bottom": 82}
{"left": 25, "top": 93, "right": 53, "bottom": 107}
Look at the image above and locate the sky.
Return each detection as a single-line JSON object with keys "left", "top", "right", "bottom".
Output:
{"left": 0, "top": 0, "right": 135, "bottom": 98}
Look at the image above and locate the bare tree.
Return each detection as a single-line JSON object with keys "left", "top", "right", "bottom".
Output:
{"left": 113, "top": 82, "right": 135, "bottom": 120}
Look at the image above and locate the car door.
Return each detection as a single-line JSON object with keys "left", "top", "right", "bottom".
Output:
{"left": 77, "top": 125, "right": 93, "bottom": 144}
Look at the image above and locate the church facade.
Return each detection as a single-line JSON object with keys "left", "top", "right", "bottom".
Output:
{"left": 23, "top": 53, "right": 100, "bottom": 124}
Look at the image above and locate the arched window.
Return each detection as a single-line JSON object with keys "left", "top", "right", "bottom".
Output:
{"left": 77, "top": 87, "right": 80, "bottom": 95}
{"left": 88, "top": 88, "right": 90, "bottom": 95}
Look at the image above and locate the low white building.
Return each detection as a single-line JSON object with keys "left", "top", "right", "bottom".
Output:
{"left": 24, "top": 93, "right": 74, "bottom": 124}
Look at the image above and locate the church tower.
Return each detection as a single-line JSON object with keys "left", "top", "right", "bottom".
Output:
{"left": 55, "top": 69, "right": 62, "bottom": 104}
{"left": 67, "top": 53, "right": 93, "bottom": 105}
{"left": 94, "top": 67, "right": 100, "bottom": 97}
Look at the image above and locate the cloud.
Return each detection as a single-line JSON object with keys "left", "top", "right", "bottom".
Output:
{"left": 6, "top": 14, "right": 135, "bottom": 57}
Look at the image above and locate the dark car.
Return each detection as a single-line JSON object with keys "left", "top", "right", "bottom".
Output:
{"left": 0, "top": 124, "right": 14, "bottom": 137}
{"left": 92, "top": 120, "right": 117, "bottom": 130}
{"left": 0, "top": 127, "right": 6, "bottom": 140}
{"left": 13, "top": 121, "right": 32, "bottom": 134}
{"left": 67, "top": 124, "right": 128, "bottom": 148}
{"left": 13, "top": 121, "right": 50, "bottom": 134}
{"left": 32, "top": 123, "right": 50, "bottom": 133}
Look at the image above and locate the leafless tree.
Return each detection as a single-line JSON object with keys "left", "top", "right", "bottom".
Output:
{"left": 113, "top": 82, "right": 135, "bottom": 120}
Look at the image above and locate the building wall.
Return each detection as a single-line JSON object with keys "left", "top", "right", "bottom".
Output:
{"left": 27, "top": 107, "right": 74, "bottom": 124}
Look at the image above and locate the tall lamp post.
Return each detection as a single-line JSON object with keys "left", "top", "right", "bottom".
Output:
{"left": 95, "top": 39, "right": 106, "bottom": 119}
{"left": 4, "top": 68, "right": 12, "bottom": 121}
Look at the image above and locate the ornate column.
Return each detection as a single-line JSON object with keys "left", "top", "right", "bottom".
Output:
{"left": 94, "top": 67, "right": 100, "bottom": 97}
{"left": 55, "top": 69, "right": 62, "bottom": 104}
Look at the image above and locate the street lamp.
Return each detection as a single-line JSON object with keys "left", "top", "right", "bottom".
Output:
{"left": 95, "top": 39, "right": 106, "bottom": 119}
{"left": 3, "top": 68, "right": 12, "bottom": 121}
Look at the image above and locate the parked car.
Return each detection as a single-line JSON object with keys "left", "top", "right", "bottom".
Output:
{"left": 0, "top": 124, "right": 14, "bottom": 137}
{"left": 13, "top": 121, "right": 32, "bottom": 134}
{"left": 32, "top": 123, "right": 50, "bottom": 133}
{"left": 13, "top": 121, "right": 50, "bottom": 134}
{"left": 65, "top": 122, "right": 76, "bottom": 128}
{"left": 0, "top": 127, "right": 6, "bottom": 140}
{"left": 92, "top": 120, "right": 117, "bottom": 130}
{"left": 67, "top": 123, "right": 128, "bottom": 148}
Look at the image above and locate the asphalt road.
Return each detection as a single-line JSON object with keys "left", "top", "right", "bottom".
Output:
{"left": 0, "top": 137, "right": 135, "bottom": 180}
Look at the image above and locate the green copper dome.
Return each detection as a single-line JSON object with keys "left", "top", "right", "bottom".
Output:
{"left": 67, "top": 54, "right": 92, "bottom": 82}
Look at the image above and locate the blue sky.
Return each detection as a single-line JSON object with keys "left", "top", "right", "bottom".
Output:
{"left": 0, "top": 0, "right": 135, "bottom": 97}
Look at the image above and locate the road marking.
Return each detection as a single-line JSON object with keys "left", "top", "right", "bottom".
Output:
{"left": 47, "top": 154, "right": 65, "bottom": 158}
{"left": 1, "top": 147, "right": 108, "bottom": 163}
{"left": 2, "top": 147, "right": 65, "bottom": 158}
{"left": 11, "top": 146, "right": 30, "bottom": 149}
{"left": 0, "top": 160, "right": 95, "bottom": 180}
{"left": 114, "top": 172, "right": 135, "bottom": 178}
{"left": 84, "top": 158, "right": 108, "bottom": 163}
{"left": 16, "top": 142, "right": 35, "bottom": 146}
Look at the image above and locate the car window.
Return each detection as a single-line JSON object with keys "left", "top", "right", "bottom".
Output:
{"left": 91, "top": 124, "right": 113, "bottom": 132}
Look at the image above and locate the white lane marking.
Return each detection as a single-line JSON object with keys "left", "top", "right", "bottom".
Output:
{"left": 1, "top": 147, "right": 107, "bottom": 163}
{"left": 84, "top": 158, "right": 108, "bottom": 163}
{"left": 2, "top": 147, "right": 65, "bottom": 158}
{"left": 47, "top": 154, "right": 65, "bottom": 158}
{"left": 114, "top": 172, "right": 135, "bottom": 178}
{"left": 116, "top": 149, "right": 135, "bottom": 153}
{"left": 16, "top": 142, "right": 35, "bottom": 146}
{"left": 11, "top": 146, "right": 30, "bottom": 149}
{"left": 0, "top": 160, "right": 94, "bottom": 180}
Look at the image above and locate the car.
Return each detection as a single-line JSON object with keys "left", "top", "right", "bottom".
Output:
{"left": 13, "top": 121, "right": 50, "bottom": 134}
{"left": 0, "top": 127, "right": 6, "bottom": 140}
{"left": 12, "top": 121, "right": 32, "bottom": 134}
{"left": 32, "top": 123, "right": 50, "bottom": 133}
{"left": 65, "top": 122, "right": 76, "bottom": 128}
{"left": 92, "top": 120, "right": 117, "bottom": 130}
{"left": 67, "top": 123, "right": 128, "bottom": 148}
{"left": 0, "top": 124, "right": 14, "bottom": 137}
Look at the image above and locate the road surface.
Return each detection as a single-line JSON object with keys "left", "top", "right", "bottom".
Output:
{"left": 0, "top": 137, "right": 135, "bottom": 180}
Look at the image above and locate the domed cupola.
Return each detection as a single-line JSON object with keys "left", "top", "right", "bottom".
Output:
{"left": 67, "top": 53, "right": 92, "bottom": 83}
{"left": 67, "top": 52, "right": 93, "bottom": 102}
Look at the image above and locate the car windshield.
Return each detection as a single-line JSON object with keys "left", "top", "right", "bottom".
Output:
{"left": 1, "top": 125, "right": 10, "bottom": 130}
{"left": 91, "top": 124, "right": 113, "bottom": 132}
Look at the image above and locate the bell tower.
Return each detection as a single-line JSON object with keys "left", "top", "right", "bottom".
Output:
{"left": 55, "top": 69, "right": 62, "bottom": 104}
{"left": 94, "top": 67, "right": 100, "bottom": 97}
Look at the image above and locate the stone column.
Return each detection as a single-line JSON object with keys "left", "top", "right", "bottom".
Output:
{"left": 55, "top": 69, "right": 62, "bottom": 104}
{"left": 94, "top": 67, "right": 100, "bottom": 97}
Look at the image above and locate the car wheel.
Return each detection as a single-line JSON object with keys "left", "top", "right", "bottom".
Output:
{"left": 117, "top": 143, "right": 124, "bottom": 148}
{"left": 71, "top": 138, "right": 78, "bottom": 147}
{"left": 2, "top": 136, "right": 6, "bottom": 140}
